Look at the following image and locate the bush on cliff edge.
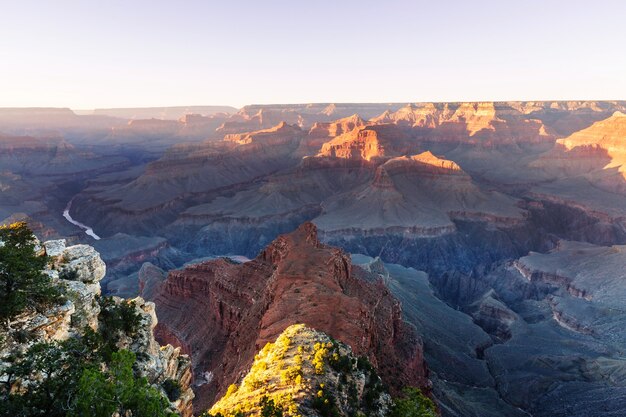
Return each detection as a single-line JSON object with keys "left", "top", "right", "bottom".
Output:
{"left": 0, "top": 222, "right": 61, "bottom": 322}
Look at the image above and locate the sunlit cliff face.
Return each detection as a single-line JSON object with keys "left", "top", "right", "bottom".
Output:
{"left": 557, "top": 111, "right": 626, "bottom": 174}
{"left": 318, "top": 126, "right": 385, "bottom": 161}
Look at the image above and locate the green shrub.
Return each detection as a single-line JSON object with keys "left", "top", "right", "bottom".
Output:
{"left": 97, "top": 296, "right": 143, "bottom": 354}
{"left": 0, "top": 222, "right": 61, "bottom": 321}
{"left": 59, "top": 269, "right": 79, "bottom": 281}
{"left": 70, "top": 350, "right": 177, "bottom": 417}
{"left": 329, "top": 351, "right": 352, "bottom": 373}
{"left": 162, "top": 378, "right": 182, "bottom": 401}
{"left": 260, "top": 396, "right": 284, "bottom": 417}
{"left": 311, "top": 386, "right": 340, "bottom": 417}
{"left": 389, "top": 387, "right": 437, "bottom": 417}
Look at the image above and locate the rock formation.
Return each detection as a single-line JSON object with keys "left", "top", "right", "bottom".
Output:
{"left": 0, "top": 238, "right": 194, "bottom": 416}
{"left": 207, "top": 324, "right": 393, "bottom": 417}
{"left": 303, "top": 114, "right": 366, "bottom": 153}
{"left": 223, "top": 121, "right": 303, "bottom": 145}
{"left": 317, "top": 124, "right": 411, "bottom": 161}
{"left": 153, "top": 222, "right": 428, "bottom": 412}
{"left": 314, "top": 151, "right": 525, "bottom": 237}
{"left": 370, "top": 103, "right": 453, "bottom": 128}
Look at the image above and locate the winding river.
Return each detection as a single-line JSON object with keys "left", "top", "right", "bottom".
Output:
{"left": 63, "top": 199, "right": 101, "bottom": 240}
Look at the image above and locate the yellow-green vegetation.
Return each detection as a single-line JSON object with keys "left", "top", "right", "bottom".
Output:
{"left": 203, "top": 324, "right": 393, "bottom": 417}
{"left": 205, "top": 325, "right": 306, "bottom": 417}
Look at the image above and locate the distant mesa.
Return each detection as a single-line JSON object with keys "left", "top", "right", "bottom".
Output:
{"left": 308, "top": 113, "right": 366, "bottom": 138}
{"left": 370, "top": 102, "right": 453, "bottom": 129}
{"left": 223, "top": 121, "right": 303, "bottom": 145}
{"left": 382, "top": 151, "right": 464, "bottom": 174}
{"left": 90, "top": 106, "right": 238, "bottom": 120}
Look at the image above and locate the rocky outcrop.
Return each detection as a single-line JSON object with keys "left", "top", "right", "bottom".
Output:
{"left": 317, "top": 124, "right": 411, "bottom": 161}
{"left": 124, "top": 297, "right": 195, "bottom": 416}
{"left": 467, "top": 291, "right": 518, "bottom": 342}
{"left": 303, "top": 114, "right": 366, "bottom": 153}
{"left": 0, "top": 239, "right": 194, "bottom": 417}
{"left": 208, "top": 324, "right": 393, "bottom": 417}
{"left": 153, "top": 222, "right": 429, "bottom": 412}
{"left": 138, "top": 261, "right": 168, "bottom": 301}
{"left": 52, "top": 240, "right": 107, "bottom": 283}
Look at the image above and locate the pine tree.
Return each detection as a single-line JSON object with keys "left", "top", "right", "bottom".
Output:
{"left": 0, "top": 222, "right": 61, "bottom": 321}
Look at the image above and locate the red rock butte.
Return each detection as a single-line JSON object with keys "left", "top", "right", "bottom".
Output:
{"left": 153, "top": 222, "right": 428, "bottom": 412}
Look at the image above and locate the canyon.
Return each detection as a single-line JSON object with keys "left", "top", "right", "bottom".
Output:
{"left": 2, "top": 101, "right": 626, "bottom": 416}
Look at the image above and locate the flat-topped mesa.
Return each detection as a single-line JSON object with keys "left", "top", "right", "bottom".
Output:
{"left": 115, "top": 118, "right": 182, "bottom": 138}
{"left": 308, "top": 113, "right": 366, "bottom": 138}
{"left": 126, "top": 117, "right": 179, "bottom": 129}
{"left": 370, "top": 103, "right": 452, "bottom": 128}
{"left": 382, "top": 151, "right": 466, "bottom": 176}
{"left": 223, "top": 121, "right": 303, "bottom": 145}
{"left": 217, "top": 108, "right": 303, "bottom": 135}
{"left": 153, "top": 222, "right": 428, "bottom": 412}
{"left": 178, "top": 113, "right": 226, "bottom": 124}
{"left": 0, "top": 133, "right": 71, "bottom": 152}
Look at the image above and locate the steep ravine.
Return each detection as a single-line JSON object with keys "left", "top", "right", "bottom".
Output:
{"left": 342, "top": 199, "right": 626, "bottom": 417}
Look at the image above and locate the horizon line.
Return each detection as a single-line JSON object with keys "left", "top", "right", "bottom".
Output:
{"left": 1, "top": 98, "right": 626, "bottom": 112}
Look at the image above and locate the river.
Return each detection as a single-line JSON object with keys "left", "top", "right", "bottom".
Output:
{"left": 63, "top": 199, "right": 101, "bottom": 240}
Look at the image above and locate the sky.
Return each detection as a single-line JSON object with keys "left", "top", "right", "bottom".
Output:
{"left": 1, "top": 0, "right": 625, "bottom": 109}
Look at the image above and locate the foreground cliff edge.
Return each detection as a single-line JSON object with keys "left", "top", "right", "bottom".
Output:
{"left": 0, "top": 222, "right": 194, "bottom": 416}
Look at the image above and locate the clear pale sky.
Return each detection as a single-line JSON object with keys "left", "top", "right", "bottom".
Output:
{"left": 1, "top": 0, "right": 625, "bottom": 109}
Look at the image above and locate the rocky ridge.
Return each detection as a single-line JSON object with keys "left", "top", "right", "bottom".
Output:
{"left": 152, "top": 222, "right": 428, "bottom": 412}
{"left": 207, "top": 324, "right": 393, "bottom": 417}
